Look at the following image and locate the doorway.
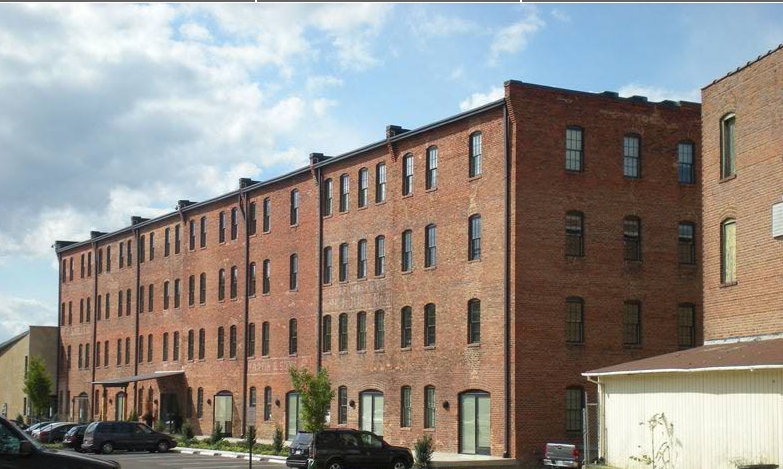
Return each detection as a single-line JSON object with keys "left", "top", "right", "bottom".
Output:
{"left": 460, "top": 391, "right": 490, "bottom": 455}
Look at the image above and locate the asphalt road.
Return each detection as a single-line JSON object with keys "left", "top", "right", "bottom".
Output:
{"left": 83, "top": 451, "right": 284, "bottom": 469}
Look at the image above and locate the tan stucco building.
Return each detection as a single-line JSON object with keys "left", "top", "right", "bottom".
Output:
{"left": 0, "top": 326, "right": 58, "bottom": 421}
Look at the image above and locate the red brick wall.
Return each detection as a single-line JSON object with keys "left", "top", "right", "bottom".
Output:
{"left": 701, "top": 48, "right": 783, "bottom": 340}
{"left": 506, "top": 82, "right": 702, "bottom": 466}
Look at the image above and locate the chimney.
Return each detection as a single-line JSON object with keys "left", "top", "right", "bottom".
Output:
{"left": 176, "top": 200, "right": 196, "bottom": 210}
{"left": 629, "top": 95, "right": 648, "bottom": 103}
{"left": 130, "top": 216, "right": 149, "bottom": 225}
{"left": 601, "top": 91, "right": 619, "bottom": 99}
{"left": 239, "top": 178, "right": 259, "bottom": 189}
{"left": 90, "top": 231, "right": 107, "bottom": 239}
{"left": 386, "top": 125, "right": 409, "bottom": 139}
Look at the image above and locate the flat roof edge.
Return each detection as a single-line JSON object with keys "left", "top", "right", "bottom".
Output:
{"left": 583, "top": 364, "right": 783, "bottom": 378}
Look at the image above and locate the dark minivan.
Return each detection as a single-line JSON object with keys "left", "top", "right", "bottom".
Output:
{"left": 82, "top": 421, "right": 177, "bottom": 454}
{"left": 0, "top": 416, "right": 120, "bottom": 469}
{"left": 286, "top": 429, "right": 413, "bottom": 469}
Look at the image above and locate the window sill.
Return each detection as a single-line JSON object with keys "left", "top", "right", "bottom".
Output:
{"left": 467, "top": 258, "right": 481, "bottom": 264}
{"left": 678, "top": 181, "right": 696, "bottom": 187}
{"left": 357, "top": 350, "right": 366, "bottom": 355}
{"left": 339, "top": 351, "right": 348, "bottom": 355}
{"left": 565, "top": 169, "right": 584, "bottom": 174}
{"left": 263, "top": 230, "right": 271, "bottom": 235}
{"left": 401, "top": 347, "right": 411, "bottom": 352}
{"left": 566, "top": 342, "right": 585, "bottom": 348}
{"left": 423, "top": 428, "right": 435, "bottom": 433}
{"left": 424, "top": 266, "right": 436, "bottom": 271}
{"left": 468, "top": 174, "right": 482, "bottom": 182}
{"left": 719, "top": 174, "right": 737, "bottom": 183}
{"left": 262, "top": 292, "right": 270, "bottom": 297}
{"left": 623, "top": 259, "right": 643, "bottom": 264}
{"left": 322, "top": 214, "right": 333, "bottom": 220}
{"left": 375, "top": 200, "right": 387, "bottom": 206}
{"left": 402, "top": 193, "right": 413, "bottom": 199}
{"left": 678, "top": 262, "right": 697, "bottom": 268}
{"left": 623, "top": 344, "right": 642, "bottom": 350}
{"left": 565, "top": 254, "right": 585, "bottom": 259}
{"left": 426, "top": 187, "right": 438, "bottom": 193}
{"left": 424, "top": 345, "right": 436, "bottom": 351}
{"left": 467, "top": 343, "right": 481, "bottom": 348}
{"left": 249, "top": 234, "right": 257, "bottom": 239}
{"left": 322, "top": 351, "right": 331, "bottom": 356}
{"left": 289, "top": 353, "right": 298, "bottom": 358}
{"left": 357, "top": 277, "right": 368, "bottom": 282}
{"left": 358, "top": 205, "right": 368, "bottom": 211}
{"left": 323, "top": 282, "right": 332, "bottom": 287}
{"left": 720, "top": 281, "right": 738, "bottom": 288}
{"left": 401, "top": 270, "right": 413, "bottom": 275}
{"left": 290, "top": 224, "right": 299, "bottom": 228}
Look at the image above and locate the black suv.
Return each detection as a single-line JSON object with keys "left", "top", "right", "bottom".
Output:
{"left": 286, "top": 429, "right": 413, "bottom": 469}
{"left": 0, "top": 416, "right": 120, "bottom": 469}
{"left": 82, "top": 421, "right": 177, "bottom": 454}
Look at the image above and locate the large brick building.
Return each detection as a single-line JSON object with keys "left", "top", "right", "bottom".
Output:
{"left": 56, "top": 80, "right": 701, "bottom": 466}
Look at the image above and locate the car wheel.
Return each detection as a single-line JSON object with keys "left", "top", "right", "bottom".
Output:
{"left": 157, "top": 440, "right": 170, "bottom": 453}
{"left": 392, "top": 459, "right": 410, "bottom": 469}
{"left": 100, "top": 442, "right": 114, "bottom": 454}
{"left": 327, "top": 459, "right": 345, "bottom": 469}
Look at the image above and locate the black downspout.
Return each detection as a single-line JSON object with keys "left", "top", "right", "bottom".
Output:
{"left": 503, "top": 102, "right": 511, "bottom": 459}
{"left": 241, "top": 190, "right": 250, "bottom": 437}
{"left": 133, "top": 229, "right": 141, "bottom": 418}
{"left": 56, "top": 252, "right": 62, "bottom": 419}
{"left": 316, "top": 167, "right": 323, "bottom": 371}
{"left": 91, "top": 243, "right": 98, "bottom": 421}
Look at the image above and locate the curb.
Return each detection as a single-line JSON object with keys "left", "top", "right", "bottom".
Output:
{"left": 173, "top": 447, "right": 287, "bottom": 464}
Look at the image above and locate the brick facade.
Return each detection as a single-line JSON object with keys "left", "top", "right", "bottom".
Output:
{"left": 56, "top": 81, "right": 701, "bottom": 467}
{"left": 701, "top": 46, "right": 783, "bottom": 341}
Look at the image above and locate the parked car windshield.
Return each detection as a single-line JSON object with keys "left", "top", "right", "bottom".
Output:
{"left": 359, "top": 431, "right": 383, "bottom": 449}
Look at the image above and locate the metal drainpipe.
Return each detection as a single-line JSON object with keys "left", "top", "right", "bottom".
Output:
{"left": 56, "top": 251, "right": 62, "bottom": 419}
{"left": 133, "top": 228, "right": 141, "bottom": 417}
{"left": 316, "top": 166, "right": 323, "bottom": 371}
{"left": 91, "top": 242, "right": 98, "bottom": 421}
{"left": 503, "top": 102, "right": 511, "bottom": 459}
{"left": 241, "top": 189, "right": 250, "bottom": 437}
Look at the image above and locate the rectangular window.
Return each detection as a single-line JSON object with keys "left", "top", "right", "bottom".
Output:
{"left": 106, "top": 245, "right": 112, "bottom": 272}
{"left": 623, "top": 217, "right": 641, "bottom": 261}
{"left": 401, "top": 307, "right": 412, "bottom": 348}
{"left": 468, "top": 299, "right": 481, "bottom": 344}
{"left": 623, "top": 135, "right": 640, "bottom": 178}
{"left": 262, "top": 322, "right": 270, "bottom": 357}
{"left": 173, "top": 331, "right": 179, "bottom": 361}
{"left": 200, "top": 216, "right": 207, "bottom": 248}
{"left": 339, "top": 314, "right": 348, "bottom": 352}
{"left": 247, "top": 323, "right": 255, "bottom": 357}
{"left": 566, "top": 127, "right": 583, "bottom": 171}
{"left": 188, "top": 275, "right": 195, "bottom": 307}
{"left": 722, "top": 219, "right": 736, "bottom": 283}
{"left": 426, "top": 147, "right": 438, "bottom": 190}
{"left": 678, "top": 142, "right": 695, "bottom": 184}
{"left": 148, "top": 283, "right": 154, "bottom": 312}
{"left": 721, "top": 115, "right": 736, "bottom": 179}
{"left": 230, "top": 266, "right": 238, "bottom": 299}
{"left": 340, "top": 174, "right": 350, "bottom": 212}
{"left": 263, "top": 260, "right": 270, "bottom": 294}
{"left": 263, "top": 198, "right": 271, "bottom": 233}
{"left": 219, "top": 211, "right": 226, "bottom": 243}
{"left": 678, "top": 304, "right": 695, "bottom": 348}
{"left": 163, "top": 333, "right": 169, "bottom": 362}
{"left": 163, "top": 282, "right": 170, "bottom": 310}
{"left": 374, "top": 310, "right": 385, "bottom": 350}
{"left": 198, "top": 329, "right": 205, "bottom": 360}
{"left": 117, "top": 339, "right": 122, "bottom": 366}
{"left": 401, "top": 386, "right": 411, "bottom": 427}
{"left": 424, "top": 304, "right": 436, "bottom": 347}
{"left": 187, "top": 330, "right": 194, "bottom": 361}
{"left": 357, "top": 312, "right": 366, "bottom": 351}
{"left": 424, "top": 386, "right": 435, "bottom": 429}
{"left": 164, "top": 228, "right": 170, "bottom": 257}
{"left": 138, "top": 286, "right": 144, "bottom": 313}
{"left": 565, "top": 388, "right": 584, "bottom": 433}
{"left": 147, "top": 334, "right": 152, "bottom": 362}
{"left": 401, "top": 230, "right": 412, "bottom": 272}
{"left": 425, "top": 224, "right": 436, "bottom": 268}
{"left": 290, "top": 254, "right": 298, "bottom": 290}
{"left": 357, "top": 240, "right": 367, "bottom": 279}
{"left": 87, "top": 252, "right": 91, "bottom": 276}
{"left": 249, "top": 263, "right": 257, "bottom": 296}
{"left": 290, "top": 190, "right": 299, "bottom": 225}
{"left": 376, "top": 163, "right": 386, "bottom": 203}
{"left": 566, "top": 298, "right": 584, "bottom": 344}
{"left": 338, "top": 387, "right": 348, "bottom": 424}
{"left": 217, "top": 327, "right": 225, "bottom": 359}
{"left": 264, "top": 387, "right": 272, "bottom": 421}
{"left": 148, "top": 233, "right": 154, "bottom": 261}
{"left": 175, "top": 224, "right": 181, "bottom": 254}
{"left": 470, "top": 132, "right": 482, "bottom": 177}
{"left": 339, "top": 243, "right": 349, "bottom": 282}
{"left": 119, "top": 242, "right": 124, "bottom": 268}
{"left": 197, "top": 388, "right": 204, "bottom": 418}
{"left": 469, "top": 215, "right": 482, "bottom": 260}
{"left": 199, "top": 273, "right": 206, "bottom": 304}
{"left": 231, "top": 208, "right": 238, "bottom": 240}
{"left": 289, "top": 319, "right": 298, "bottom": 355}
{"left": 402, "top": 154, "right": 413, "bottom": 196}
{"left": 230, "top": 326, "right": 237, "bottom": 358}
{"left": 248, "top": 202, "right": 257, "bottom": 236}
{"left": 189, "top": 220, "right": 196, "bottom": 251}
{"left": 679, "top": 223, "right": 696, "bottom": 265}
{"left": 323, "top": 247, "right": 333, "bottom": 284}
{"left": 623, "top": 301, "right": 641, "bottom": 346}
{"left": 375, "top": 236, "right": 385, "bottom": 276}
{"left": 358, "top": 168, "right": 368, "bottom": 208}
{"left": 322, "top": 315, "right": 332, "bottom": 353}
{"left": 174, "top": 279, "right": 181, "bottom": 309}
{"left": 322, "top": 179, "right": 333, "bottom": 217}
{"left": 565, "top": 212, "right": 583, "bottom": 257}
{"left": 139, "top": 237, "right": 145, "bottom": 264}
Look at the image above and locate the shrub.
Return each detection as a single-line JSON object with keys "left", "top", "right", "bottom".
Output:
{"left": 127, "top": 410, "right": 138, "bottom": 422}
{"left": 14, "top": 414, "right": 24, "bottom": 426}
{"left": 272, "top": 424, "right": 284, "bottom": 453}
{"left": 414, "top": 434, "right": 434, "bottom": 469}
{"left": 210, "top": 421, "right": 224, "bottom": 446}
{"left": 154, "top": 418, "right": 166, "bottom": 432}
{"left": 246, "top": 425, "right": 257, "bottom": 453}
{"left": 181, "top": 419, "right": 195, "bottom": 441}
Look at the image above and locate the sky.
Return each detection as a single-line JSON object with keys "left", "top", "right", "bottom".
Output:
{"left": 0, "top": 3, "right": 782, "bottom": 343}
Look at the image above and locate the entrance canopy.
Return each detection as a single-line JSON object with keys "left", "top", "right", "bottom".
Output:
{"left": 92, "top": 370, "right": 185, "bottom": 387}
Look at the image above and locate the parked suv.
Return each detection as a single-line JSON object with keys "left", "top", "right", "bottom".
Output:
{"left": 542, "top": 442, "right": 581, "bottom": 468}
{"left": 62, "top": 425, "right": 88, "bottom": 451}
{"left": 286, "top": 429, "right": 413, "bottom": 469}
{"left": 82, "top": 421, "right": 177, "bottom": 454}
{"left": 0, "top": 415, "right": 120, "bottom": 469}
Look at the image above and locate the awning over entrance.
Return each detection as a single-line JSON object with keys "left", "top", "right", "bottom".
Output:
{"left": 92, "top": 370, "right": 185, "bottom": 387}
{"left": 583, "top": 336, "right": 783, "bottom": 377}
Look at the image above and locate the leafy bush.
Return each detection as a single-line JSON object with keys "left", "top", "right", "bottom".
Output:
{"left": 414, "top": 434, "right": 434, "bottom": 469}
{"left": 14, "top": 414, "right": 24, "bottom": 426}
{"left": 246, "top": 425, "right": 257, "bottom": 453}
{"left": 181, "top": 419, "right": 194, "bottom": 441}
{"left": 273, "top": 424, "right": 284, "bottom": 453}
{"left": 210, "top": 421, "right": 224, "bottom": 446}
{"left": 127, "top": 410, "right": 138, "bottom": 422}
{"left": 154, "top": 418, "right": 166, "bottom": 432}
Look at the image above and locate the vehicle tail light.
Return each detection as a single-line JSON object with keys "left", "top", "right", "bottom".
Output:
{"left": 572, "top": 447, "right": 579, "bottom": 459}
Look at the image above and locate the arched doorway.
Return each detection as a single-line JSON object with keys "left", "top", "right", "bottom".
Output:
{"left": 359, "top": 390, "right": 384, "bottom": 436}
{"left": 459, "top": 391, "right": 490, "bottom": 455}
{"left": 75, "top": 392, "right": 89, "bottom": 423}
{"left": 213, "top": 390, "right": 233, "bottom": 437}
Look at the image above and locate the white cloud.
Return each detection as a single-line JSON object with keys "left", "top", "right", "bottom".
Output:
{"left": 551, "top": 9, "right": 572, "bottom": 23}
{"left": 179, "top": 22, "right": 213, "bottom": 42}
{"left": 407, "top": 7, "right": 478, "bottom": 39}
{"left": 618, "top": 84, "right": 701, "bottom": 103}
{"left": 0, "top": 294, "right": 56, "bottom": 342}
{"left": 459, "top": 86, "right": 505, "bottom": 111}
{"left": 489, "top": 9, "right": 545, "bottom": 65}
{"left": 313, "top": 98, "right": 338, "bottom": 117}
{"left": 306, "top": 75, "right": 344, "bottom": 92}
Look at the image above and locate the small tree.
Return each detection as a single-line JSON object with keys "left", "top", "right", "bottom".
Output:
{"left": 414, "top": 434, "right": 434, "bottom": 469}
{"left": 273, "top": 424, "right": 284, "bottom": 453}
{"left": 22, "top": 356, "right": 52, "bottom": 419}
{"left": 210, "top": 421, "right": 224, "bottom": 446}
{"left": 289, "top": 366, "right": 335, "bottom": 433}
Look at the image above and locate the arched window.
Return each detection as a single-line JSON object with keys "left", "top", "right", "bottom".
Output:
{"left": 402, "top": 154, "right": 414, "bottom": 196}
{"left": 340, "top": 174, "right": 350, "bottom": 212}
{"left": 290, "top": 189, "right": 299, "bottom": 226}
{"left": 468, "top": 299, "right": 481, "bottom": 344}
{"left": 218, "top": 269, "right": 226, "bottom": 301}
{"left": 426, "top": 146, "right": 438, "bottom": 190}
{"left": 289, "top": 254, "right": 298, "bottom": 290}
{"left": 469, "top": 131, "right": 482, "bottom": 177}
{"left": 322, "top": 178, "right": 333, "bottom": 216}
{"left": 424, "top": 303, "right": 436, "bottom": 347}
{"left": 289, "top": 319, "right": 298, "bottom": 355}
{"left": 721, "top": 113, "right": 736, "bottom": 179}
{"left": 721, "top": 218, "right": 737, "bottom": 283}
